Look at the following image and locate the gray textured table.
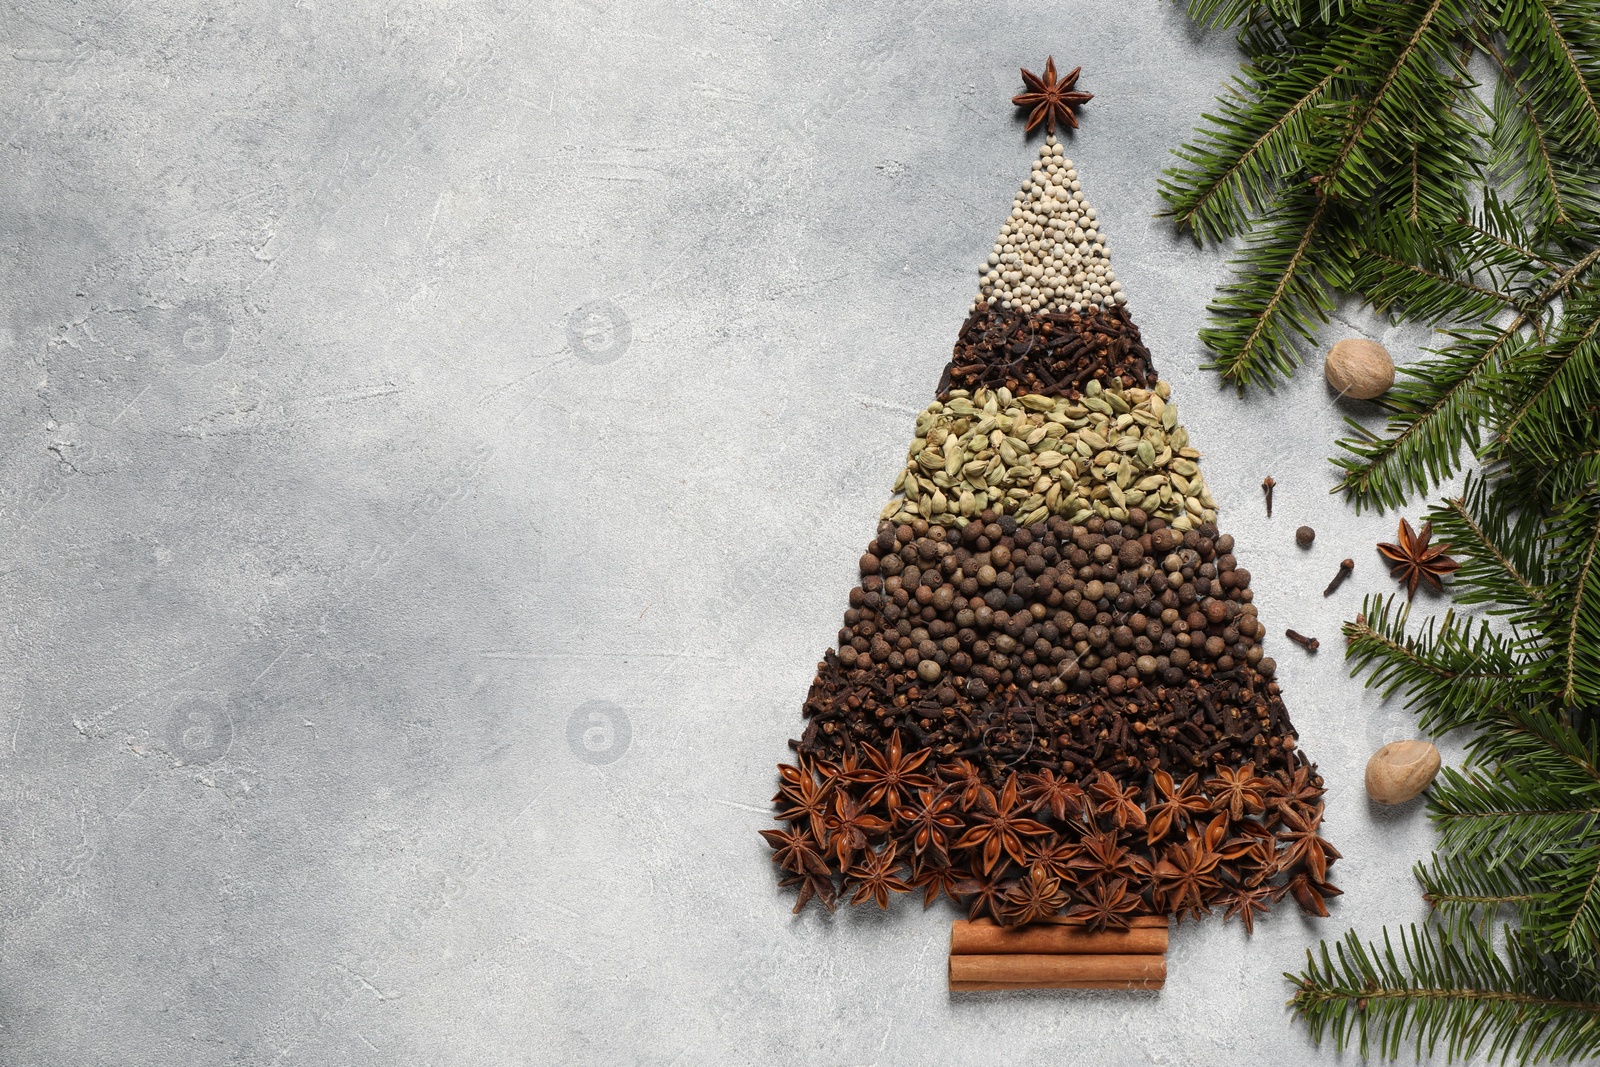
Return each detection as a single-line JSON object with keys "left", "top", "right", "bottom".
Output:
{"left": 1, "top": 2, "right": 1472, "bottom": 1063}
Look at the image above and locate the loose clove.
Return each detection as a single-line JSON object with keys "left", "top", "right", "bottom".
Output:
{"left": 1323, "top": 558, "right": 1355, "bottom": 597}
{"left": 1262, "top": 476, "right": 1276, "bottom": 518}
{"left": 1285, "top": 629, "right": 1320, "bottom": 652}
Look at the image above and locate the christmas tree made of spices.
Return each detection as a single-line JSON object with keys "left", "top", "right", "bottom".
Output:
{"left": 762, "top": 62, "right": 1338, "bottom": 979}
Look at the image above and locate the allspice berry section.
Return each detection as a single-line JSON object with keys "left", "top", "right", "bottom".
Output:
{"left": 804, "top": 507, "right": 1301, "bottom": 783}
{"left": 1325, "top": 339, "right": 1395, "bottom": 400}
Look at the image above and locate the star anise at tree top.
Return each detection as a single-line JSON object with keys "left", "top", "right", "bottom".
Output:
{"left": 1012, "top": 57, "right": 1092, "bottom": 135}
{"left": 1377, "top": 518, "right": 1460, "bottom": 598}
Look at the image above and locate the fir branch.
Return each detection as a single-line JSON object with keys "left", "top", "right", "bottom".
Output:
{"left": 1160, "top": 61, "right": 1345, "bottom": 241}
{"left": 1426, "top": 475, "right": 1548, "bottom": 614}
{"left": 1198, "top": 192, "right": 1346, "bottom": 386}
{"left": 1491, "top": 295, "right": 1600, "bottom": 465}
{"left": 1494, "top": 0, "right": 1600, "bottom": 152}
{"left": 1289, "top": 926, "right": 1600, "bottom": 1063}
{"left": 1333, "top": 247, "right": 1600, "bottom": 509}
{"left": 1417, "top": 854, "right": 1541, "bottom": 929}
{"left": 1542, "top": 496, "right": 1600, "bottom": 706}
{"left": 1353, "top": 216, "right": 1520, "bottom": 324}
{"left": 1343, "top": 594, "right": 1528, "bottom": 733}
{"left": 1481, "top": 35, "right": 1579, "bottom": 228}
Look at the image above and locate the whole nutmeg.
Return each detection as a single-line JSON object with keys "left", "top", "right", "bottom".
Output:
{"left": 1325, "top": 338, "right": 1395, "bottom": 400}
{"left": 1365, "top": 739, "right": 1441, "bottom": 804}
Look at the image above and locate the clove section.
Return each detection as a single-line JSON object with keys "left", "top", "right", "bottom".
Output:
{"left": 950, "top": 917, "right": 1169, "bottom": 990}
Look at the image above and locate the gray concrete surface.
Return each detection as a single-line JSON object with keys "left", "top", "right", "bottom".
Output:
{"left": 0, "top": 2, "right": 1483, "bottom": 1063}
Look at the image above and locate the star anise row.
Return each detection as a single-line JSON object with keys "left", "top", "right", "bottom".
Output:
{"left": 765, "top": 743, "right": 1340, "bottom": 928}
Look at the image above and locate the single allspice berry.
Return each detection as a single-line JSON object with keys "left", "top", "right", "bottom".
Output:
{"left": 1296, "top": 525, "right": 1315, "bottom": 548}
{"left": 1324, "top": 559, "right": 1355, "bottom": 597}
{"left": 1285, "top": 629, "right": 1320, "bottom": 652}
{"left": 1262, "top": 476, "right": 1276, "bottom": 518}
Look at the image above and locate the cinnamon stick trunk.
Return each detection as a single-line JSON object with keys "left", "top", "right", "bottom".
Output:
{"left": 949, "top": 952, "right": 1166, "bottom": 991}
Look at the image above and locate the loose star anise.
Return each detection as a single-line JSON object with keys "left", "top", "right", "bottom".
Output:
{"left": 1012, "top": 57, "right": 1093, "bottom": 135}
{"left": 1021, "top": 834, "right": 1081, "bottom": 886}
{"left": 846, "top": 842, "right": 912, "bottom": 909}
{"left": 845, "top": 731, "right": 935, "bottom": 812}
{"left": 1069, "top": 826, "right": 1152, "bottom": 885}
{"left": 1019, "top": 768, "right": 1088, "bottom": 823}
{"left": 1266, "top": 763, "right": 1327, "bottom": 821}
{"left": 1377, "top": 518, "right": 1460, "bottom": 598}
{"left": 896, "top": 786, "right": 965, "bottom": 859}
{"left": 953, "top": 774, "right": 1053, "bottom": 875}
{"left": 1088, "top": 770, "right": 1148, "bottom": 830}
{"left": 1282, "top": 872, "right": 1343, "bottom": 918}
{"left": 1003, "top": 865, "right": 1069, "bottom": 926}
{"left": 1065, "top": 876, "right": 1143, "bottom": 931}
{"left": 1146, "top": 769, "right": 1210, "bottom": 845}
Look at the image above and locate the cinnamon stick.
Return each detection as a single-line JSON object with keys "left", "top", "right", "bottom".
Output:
{"left": 949, "top": 953, "right": 1166, "bottom": 990}
{"left": 950, "top": 978, "right": 1164, "bottom": 992}
{"left": 951, "top": 918, "right": 1168, "bottom": 956}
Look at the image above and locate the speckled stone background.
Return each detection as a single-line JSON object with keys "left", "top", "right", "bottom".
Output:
{"left": 1, "top": 2, "right": 1478, "bottom": 1063}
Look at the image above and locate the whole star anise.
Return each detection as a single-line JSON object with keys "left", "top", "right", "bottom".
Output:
{"left": 845, "top": 731, "right": 935, "bottom": 813}
{"left": 896, "top": 786, "right": 965, "bottom": 859}
{"left": 1088, "top": 770, "right": 1148, "bottom": 830}
{"left": 1152, "top": 832, "right": 1222, "bottom": 921}
{"left": 1146, "top": 769, "right": 1209, "bottom": 845}
{"left": 1277, "top": 806, "right": 1342, "bottom": 884}
{"left": 1377, "top": 518, "right": 1460, "bottom": 598}
{"left": 823, "top": 794, "right": 890, "bottom": 869}
{"left": 1012, "top": 57, "right": 1093, "bottom": 135}
{"left": 759, "top": 825, "right": 832, "bottom": 877}
{"left": 1068, "top": 826, "right": 1152, "bottom": 885}
{"left": 908, "top": 853, "right": 964, "bottom": 908}
{"left": 938, "top": 757, "right": 988, "bottom": 808}
{"left": 1266, "top": 763, "right": 1327, "bottom": 821}
{"left": 956, "top": 867, "right": 1016, "bottom": 922}
{"left": 778, "top": 870, "right": 837, "bottom": 913}
{"left": 1003, "top": 865, "right": 1069, "bottom": 926}
{"left": 773, "top": 759, "right": 834, "bottom": 840}
{"left": 1065, "top": 876, "right": 1143, "bottom": 931}
{"left": 846, "top": 842, "right": 912, "bottom": 909}
{"left": 1021, "top": 834, "right": 1081, "bottom": 886}
{"left": 1283, "top": 871, "right": 1344, "bottom": 918}
{"left": 952, "top": 774, "right": 1053, "bottom": 875}
{"left": 1019, "top": 768, "right": 1087, "bottom": 823}
{"left": 1221, "top": 880, "right": 1274, "bottom": 934}
{"left": 1205, "top": 762, "right": 1271, "bottom": 821}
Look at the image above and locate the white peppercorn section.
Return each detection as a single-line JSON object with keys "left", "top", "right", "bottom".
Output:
{"left": 973, "top": 135, "right": 1124, "bottom": 315}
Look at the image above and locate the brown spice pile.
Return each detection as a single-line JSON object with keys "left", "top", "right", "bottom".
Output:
{"left": 765, "top": 508, "right": 1339, "bottom": 928}
{"left": 937, "top": 303, "right": 1157, "bottom": 400}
